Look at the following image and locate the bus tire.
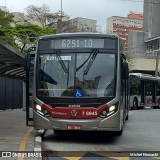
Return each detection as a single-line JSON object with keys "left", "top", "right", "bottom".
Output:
{"left": 114, "top": 129, "right": 123, "bottom": 136}
{"left": 54, "top": 130, "right": 63, "bottom": 134}
{"left": 153, "top": 106, "right": 160, "bottom": 109}
{"left": 133, "top": 98, "right": 138, "bottom": 110}
{"left": 125, "top": 114, "right": 129, "bottom": 121}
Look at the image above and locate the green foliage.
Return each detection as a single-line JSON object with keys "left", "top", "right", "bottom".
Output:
{"left": 0, "top": 24, "right": 57, "bottom": 54}
{"left": 0, "top": 9, "right": 14, "bottom": 27}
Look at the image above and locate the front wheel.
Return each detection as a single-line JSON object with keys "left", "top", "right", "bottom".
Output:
{"left": 133, "top": 98, "right": 138, "bottom": 110}
{"left": 54, "top": 130, "right": 63, "bottom": 134}
{"left": 125, "top": 114, "right": 129, "bottom": 121}
{"left": 153, "top": 106, "right": 160, "bottom": 109}
{"left": 114, "top": 129, "right": 123, "bottom": 136}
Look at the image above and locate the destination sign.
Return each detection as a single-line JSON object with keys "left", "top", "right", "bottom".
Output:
{"left": 51, "top": 38, "right": 105, "bottom": 49}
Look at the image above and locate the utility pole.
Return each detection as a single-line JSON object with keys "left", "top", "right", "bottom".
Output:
{"left": 57, "top": 0, "right": 63, "bottom": 33}
{"left": 61, "top": 0, "right": 62, "bottom": 20}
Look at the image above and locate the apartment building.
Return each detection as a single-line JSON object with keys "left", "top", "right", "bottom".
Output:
{"left": 107, "top": 13, "right": 143, "bottom": 52}
{"left": 71, "top": 17, "right": 97, "bottom": 32}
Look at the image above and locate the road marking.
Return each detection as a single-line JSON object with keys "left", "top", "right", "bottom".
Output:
{"left": 57, "top": 152, "right": 87, "bottom": 160}
{"left": 56, "top": 152, "right": 130, "bottom": 160}
{"left": 17, "top": 127, "right": 33, "bottom": 160}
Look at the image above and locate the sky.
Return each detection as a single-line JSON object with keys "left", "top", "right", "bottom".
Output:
{"left": 0, "top": 0, "right": 143, "bottom": 32}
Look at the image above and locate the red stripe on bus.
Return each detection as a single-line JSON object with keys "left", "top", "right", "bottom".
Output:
{"left": 42, "top": 104, "right": 108, "bottom": 119}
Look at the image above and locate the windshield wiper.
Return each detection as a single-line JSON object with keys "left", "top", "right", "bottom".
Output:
{"left": 76, "top": 53, "right": 92, "bottom": 72}
{"left": 55, "top": 50, "right": 69, "bottom": 74}
{"left": 84, "top": 49, "right": 99, "bottom": 75}
{"left": 40, "top": 69, "right": 57, "bottom": 85}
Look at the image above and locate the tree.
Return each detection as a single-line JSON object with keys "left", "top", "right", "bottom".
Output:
{"left": 0, "top": 24, "right": 57, "bottom": 53}
{"left": 25, "top": 4, "right": 50, "bottom": 27}
{"left": 46, "top": 11, "right": 78, "bottom": 33}
{"left": 25, "top": 4, "right": 78, "bottom": 33}
{"left": 0, "top": 8, "right": 14, "bottom": 27}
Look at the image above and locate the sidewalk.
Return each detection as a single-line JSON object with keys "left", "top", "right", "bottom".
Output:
{"left": 0, "top": 109, "right": 37, "bottom": 160}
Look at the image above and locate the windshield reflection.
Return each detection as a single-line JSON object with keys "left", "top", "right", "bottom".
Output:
{"left": 38, "top": 52, "right": 116, "bottom": 98}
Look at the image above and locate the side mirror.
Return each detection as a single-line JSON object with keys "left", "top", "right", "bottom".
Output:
{"left": 121, "top": 53, "right": 126, "bottom": 61}
{"left": 24, "top": 47, "right": 36, "bottom": 71}
{"left": 24, "top": 54, "right": 31, "bottom": 71}
{"left": 27, "top": 47, "right": 36, "bottom": 52}
{"left": 122, "top": 63, "right": 129, "bottom": 80}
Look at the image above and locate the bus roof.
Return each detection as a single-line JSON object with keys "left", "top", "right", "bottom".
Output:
{"left": 129, "top": 73, "right": 160, "bottom": 81}
{"left": 39, "top": 32, "right": 119, "bottom": 40}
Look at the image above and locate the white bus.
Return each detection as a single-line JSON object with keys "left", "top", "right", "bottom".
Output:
{"left": 130, "top": 73, "right": 160, "bottom": 109}
{"left": 26, "top": 33, "right": 130, "bottom": 136}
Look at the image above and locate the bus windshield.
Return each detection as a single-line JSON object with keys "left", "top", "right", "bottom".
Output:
{"left": 38, "top": 51, "right": 116, "bottom": 98}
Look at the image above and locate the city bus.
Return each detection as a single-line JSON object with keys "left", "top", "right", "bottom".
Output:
{"left": 130, "top": 73, "right": 160, "bottom": 110}
{"left": 26, "top": 33, "right": 129, "bottom": 136}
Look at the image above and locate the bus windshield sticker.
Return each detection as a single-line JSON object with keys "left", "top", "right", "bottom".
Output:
{"left": 74, "top": 90, "right": 83, "bottom": 97}
{"left": 46, "top": 56, "right": 71, "bottom": 61}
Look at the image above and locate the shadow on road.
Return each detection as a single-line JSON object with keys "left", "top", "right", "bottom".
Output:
{"left": 44, "top": 130, "right": 119, "bottom": 144}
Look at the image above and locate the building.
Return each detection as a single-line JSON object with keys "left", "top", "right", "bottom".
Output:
{"left": 128, "top": 0, "right": 160, "bottom": 75}
{"left": 107, "top": 13, "right": 143, "bottom": 52}
{"left": 128, "top": 13, "right": 143, "bottom": 20}
{"left": 71, "top": 17, "right": 97, "bottom": 32}
{"left": 143, "top": 0, "right": 160, "bottom": 38}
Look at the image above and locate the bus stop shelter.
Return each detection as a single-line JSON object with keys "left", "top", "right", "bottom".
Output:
{"left": 0, "top": 40, "right": 25, "bottom": 79}
{"left": 0, "top": 39, "right": 25, "bottom": 110}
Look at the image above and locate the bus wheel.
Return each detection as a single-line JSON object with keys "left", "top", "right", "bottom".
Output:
{"left": 54, "top": 130, "right": 63, "bottom": 134}
{"left": 153, "top": 106, "right": 160, "bottom": 109}
{"left": 114, "top": 129, "right": 123, "bottom": 136}
{"left": 125, "top": 114, "right": 129, "bottom": 121}
{"left": 133, "top": 98, "right": 138, "bottom": 110}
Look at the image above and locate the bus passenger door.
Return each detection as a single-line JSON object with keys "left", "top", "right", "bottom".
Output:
{"left": 140, "top": 81, "right": 145, "bottom": 105}
{"left": 122, "top": 62, "right": 129, "bottom": 119}
{"left": 152, "top": 82, "right": 157, "bottom": 104}
{"left": 25, "top": 53, "right": 35, "bottom": 126}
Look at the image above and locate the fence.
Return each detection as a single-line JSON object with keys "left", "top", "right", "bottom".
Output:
{"left": 0, "top": 76, "right": 23, "bottom": 110}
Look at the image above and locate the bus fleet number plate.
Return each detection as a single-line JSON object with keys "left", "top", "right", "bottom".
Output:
{"left": 67, "top": 125, "right": 81, "bottom": 130}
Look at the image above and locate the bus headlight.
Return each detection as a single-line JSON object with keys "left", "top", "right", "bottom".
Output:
{"left": 100, "top": 104, "right": 118, "bottom": 118}
{"left": 35, "top": 104, "right": 42, "bottom": 111}
{"left": 35, "top": 103, "right": 51, "bottom": 117}
{"left": 109, "top": 105, "right": 116, "bottom": 112}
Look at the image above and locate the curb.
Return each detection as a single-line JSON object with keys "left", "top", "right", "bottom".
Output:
{"left": 34, "top": 129, "right": 45, "bottom": 160}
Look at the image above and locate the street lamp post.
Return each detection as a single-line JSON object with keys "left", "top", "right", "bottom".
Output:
{"left": 57, "top": 0, "right": 62, "bottom": 33}
{"left": 61, "top": 0, "right": 62, "bottom": 20}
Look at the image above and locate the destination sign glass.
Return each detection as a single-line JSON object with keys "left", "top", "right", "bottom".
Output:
{"left": 51, "top": 38, "right": 105, "bottom": 49}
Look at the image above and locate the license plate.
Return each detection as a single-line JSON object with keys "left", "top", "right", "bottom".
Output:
{"left": 67, "top": 125, "right": 81, "bottom": 130}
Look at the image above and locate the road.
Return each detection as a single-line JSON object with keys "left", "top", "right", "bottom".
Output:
{"left": 41, "top": 109, "right": 160, "bottom": 159}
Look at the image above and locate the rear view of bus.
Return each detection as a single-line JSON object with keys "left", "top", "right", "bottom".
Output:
{"left": 33, "top": 33, "right": 129, "bottom": 136}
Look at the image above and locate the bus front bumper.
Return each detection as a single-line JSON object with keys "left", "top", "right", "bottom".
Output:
{"left": 33, "top": 110, "right": 121, "bottom": 131}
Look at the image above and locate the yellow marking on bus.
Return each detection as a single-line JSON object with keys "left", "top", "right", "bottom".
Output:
{"left": 17, "top": 127, "right": 33, "bottom": 160}
{"left": 110, "top": 157, "right": 129, "bottom": 160}
{"left": 39, "top": 89, "right": 74, "bottom": 91}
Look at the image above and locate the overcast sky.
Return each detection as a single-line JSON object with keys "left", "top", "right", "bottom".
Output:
{"left": 0, "top": 0, "right": 143, "bottom": 31}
